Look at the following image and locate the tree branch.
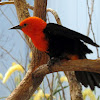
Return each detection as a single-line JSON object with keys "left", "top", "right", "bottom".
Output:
{"left": 6, "top": 58, "right": 100, "bottom": 100}
{"left": 0, "top": 1, "right": 14, "bottom": 5}
{"left": 33, "top": 59, "right": 100, "bottom": 77}
{"left": 64, "top": 71, "right": 83, "bottom": 100}
{"left": 6, "top": 0, "right": 49, "bottom": 100}
{"left": 6, "top": 66, "right": 44, "bottom": 100}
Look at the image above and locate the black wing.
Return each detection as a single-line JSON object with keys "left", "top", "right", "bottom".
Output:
{"left": 44, "top": 23, "right": 99, "bottom": 47}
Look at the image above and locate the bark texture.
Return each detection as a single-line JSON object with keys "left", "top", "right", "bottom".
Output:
{"left": 32, "top": 0, "right": 49, "bottom": 70}
{"left": 6, "top": 0, "right": 48, "bottom": 100}
{"left": 33, "top": 59, "right": 100, "bottom": 77}
{"left": 65, "top": 72, "right": 83, "bottom": 100}
{"left": 6, "top": 58, "right": 100, "bottom": 99}
{"left": 6, "top": 67, "right": 43, "bottom": 100}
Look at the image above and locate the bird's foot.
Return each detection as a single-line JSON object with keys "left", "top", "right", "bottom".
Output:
{"left": 47, "top": 57, "right": 60, "bottom": 73}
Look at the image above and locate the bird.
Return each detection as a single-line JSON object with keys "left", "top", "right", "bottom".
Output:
{"left": 10, "top": 17, "right": 100, "bottom": 90}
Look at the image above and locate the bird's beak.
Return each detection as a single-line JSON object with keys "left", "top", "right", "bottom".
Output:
{"left": 9, "top": 25, "right": 22, "bottom": 30}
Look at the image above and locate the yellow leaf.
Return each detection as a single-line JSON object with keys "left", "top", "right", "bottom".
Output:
{"left": 33, "top": 90, "right": 56, "bottom": 99}
{"left": 34, "top": 89, "right": 44, "bottom": 100}
{"left": 2, "top": 64, "right": 24, "bottom": 83}
{"left": 29, "top": 51, "right": 32, "bottom": 58}
{"left": 0, "top": 73, "right": 3, "bottom": 80}
{"left": 82, "top": 89, "right": 96, "bottom": 100}
{"left": 12, "top": 62, "right": 16, "bottom": 66}
{"left": 60, "top": 76, "right": 68, "bottom": 83}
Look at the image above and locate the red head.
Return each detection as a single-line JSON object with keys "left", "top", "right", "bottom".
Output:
{"left": 21, "top": 17, "right": 47, "bottom": 37}
{"left": 11, "top": 17, "right": 47, "bottom": 37}
{"left": 10, "top": 17, "right": 48, "bottom": 52}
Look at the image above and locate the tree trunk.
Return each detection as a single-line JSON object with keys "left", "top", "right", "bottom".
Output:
{"left": 31, "top": 0, "right": 49, "bottom": 70}
{"left": 6, "top": 0, "right": 48, "bottom": 100}
{"left": 64, "top": 71, "right": 83, "bottom": 100}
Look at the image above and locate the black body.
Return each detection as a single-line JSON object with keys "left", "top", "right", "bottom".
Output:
{"left": 43, "top": 23, "right": 100, "bottom": 90}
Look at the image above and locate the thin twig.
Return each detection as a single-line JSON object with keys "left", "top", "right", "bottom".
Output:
{"left": 91, "top": 24, "right": 99, "bottom": 58}
{"left": 86, "top": 0, "right": 91, "bottom": 36}
{"left": 86, "top": 0, "right": 99, "bottom": 58}
{"left": 0, "top": 1, "right": 14, "bottom": 5}
{"left": 47, "top": 8, "right": 62, "bottom": 25}
{"left": 24, "top": 47, "right": 30, "bottom": 74}
{"left": 0, "top": 1, "right": 33, "bottom": 11}
{"left": 0, "top": 2, "right": 62, "bottom": 26}
{"left": 0, "top": 45, "right": 25, "bottom": 70}
{"left": 45, "top": 75, "right": 51, "bottom": 89}
{"left": 57, "top": 72, "right": 66, "bottom": 100}
{"left": 50, "top": 73, "right": 54, "bottom": 100}
{"left": 0, "top": 82, "right": 12, "bottom": 93}
{"left": 45, "top": 75, "right": 53, "bottom": 100}
{"left": 0, "top": 8, "right": 28, "bottom": 45}
{"left": 0, "top": 96, "right": 7, "bottom": 99}
{"left": 86, "top": 0, "right": 94, "bottom": 36}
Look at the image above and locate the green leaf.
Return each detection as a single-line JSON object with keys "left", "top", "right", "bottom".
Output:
{"left": 53, "top": 86, "right": 68, "bottom": 95}
{"left": 97, "top": 96, "right": 100, "bottom": 100}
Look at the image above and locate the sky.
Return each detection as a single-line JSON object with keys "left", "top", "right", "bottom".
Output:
{"left": 0, "top": 0, "right": 100, "bottom": 99}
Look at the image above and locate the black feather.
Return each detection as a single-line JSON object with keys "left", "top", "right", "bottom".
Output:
{"left": 43, "top": 23, "right": 100, "bottom": 90}
{"left": 44, "top": 23, "right": 99, "bottom": 47}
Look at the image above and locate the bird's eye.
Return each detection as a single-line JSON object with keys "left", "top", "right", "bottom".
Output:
{"left": 23, "top": 23, "right": 27, "bottom": 27}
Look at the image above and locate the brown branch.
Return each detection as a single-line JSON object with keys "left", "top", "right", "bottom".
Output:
{"left": 0, "top": 45, "right": 25, "bottom": 71}
{"left": 47, "top": 8, "right": 62, "bottom": 25}
{"left": 6, "top": 58, "right": 100, "bottom": 100}
{"left": 33, "top": 59, "right": 100, "bottom": 77}
{"left": 6, "top": 0, "right": 49, "bottom": 99}
{"left": 6, "top": 0, "right": 33, "bottom": 100}
{"left": 0, "top": 1, "right": 33, "bottom": 10}
{"left": 6, "top": 66, "right": 44, "bottom": 100}
{"left": 57, "top": 72, "right": 66, "bottom": 100}
{"left": 0, "top": 1, "right": 14, "bottom": 5}
{"left": 86, "top": 0, "right": 99, "bottom": 58}
{"left": 64, "top": 71, "right": 83, "bottom": 100}
{"left": 0, "top": 1, "right": 61, "bottom": 26}
{"left": 6, "top": 0, "right": 49, "bottom": 100}
{"left": 86, "top": 0, "right": 94, "bottom": 36}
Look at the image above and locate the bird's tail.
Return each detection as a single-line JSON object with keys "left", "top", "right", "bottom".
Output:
{"left": 75, "top": 71, "right": 100, "bottom": 90}
{"left": 75, "top": 56, "right": 100, "bottom": 90}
